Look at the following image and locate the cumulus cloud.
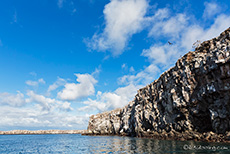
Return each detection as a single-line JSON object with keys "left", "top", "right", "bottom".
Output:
{"left": 58, "top": 74, "right": 97, "bottom": 100}
{"left": 0, "top": 91, "right": 26, "bottom": 107}
{"left": 87, "top": 0, "right": 149, "bottom": 56}
{"left": 203, "top": 2, "right": 220, "bottom": 19}
{"left": 26, "top": 78, "right": 45, "bottom": 87}
{"left": 149, "top": 12, "right": 188, "bottom": 39}
{"left": 79, "top": 84, "right": 140, "bottom": 112}
{"left": 82, "top": 3, "right": 230, "bottom": 116}
{"left": 143, "top": 9, "right": 230, "bottom": 69}
{"left": 2, "top": 1, "right": 230, "bottom": 131}
{"left": 115, "top": 10, "right": 230, "bottom": 114}
{"left": 47, "top": 77, "right": 66, "bottom": 93}
{"left": 152, "top": 8, "right": 170, "bottom": 20}
{"left": 142, "top": 44, "right": 180, "bottom": 66}
{"left": 181, "top": 14, "right": 230, "bottom": 50}
{"left": 0, "top": 88, "right": 88, "bottom": 129}
{"left": 27, "top": 91, "right": 73, "bottom": 112}
{"left": 0, "top": 106, "right": 89, "bottom": 130}
{"left": 118, "top": 64, "right": 160, "bottom": 86}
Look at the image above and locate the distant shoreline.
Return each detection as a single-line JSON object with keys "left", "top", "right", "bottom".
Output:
{"left": 0, "top": 130, "right": 87, "bottom": 135}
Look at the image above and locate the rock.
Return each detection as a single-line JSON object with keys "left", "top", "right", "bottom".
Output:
{"left": 0, "top": 130, "right": 87, "bottom": 135}
{"left": 86, "top": 27, "right": 230, "bottom": 142}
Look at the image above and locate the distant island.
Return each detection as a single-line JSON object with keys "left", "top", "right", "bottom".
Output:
{"left": 84, "top": 27, "right": 230, "bottom": 143}
{"left": 0, "top": 130, "right": 86, "bottom": 135}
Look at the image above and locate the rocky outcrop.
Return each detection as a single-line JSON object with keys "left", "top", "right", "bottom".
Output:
{"left": 0, "top": 130, "right": 86, "bottom": 135}
{"left": 85, "top": 27, "right": 230, "bottom": 142}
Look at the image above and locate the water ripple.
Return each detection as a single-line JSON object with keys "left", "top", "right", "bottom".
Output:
{"left": 0, "top": 134, "right": 229, "bottom": 154}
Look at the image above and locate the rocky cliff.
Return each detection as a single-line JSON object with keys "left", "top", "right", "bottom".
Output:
{"left": 86, "top": 27, "right": 230, "bottom": 142}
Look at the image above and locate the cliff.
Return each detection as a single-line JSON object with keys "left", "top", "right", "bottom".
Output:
{"left": 85, "top": 27, "right": 230, "bottom": 142}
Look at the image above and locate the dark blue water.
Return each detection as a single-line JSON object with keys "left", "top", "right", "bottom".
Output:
{"left": 0, "top": 134, "right": 229, "bottom": 154}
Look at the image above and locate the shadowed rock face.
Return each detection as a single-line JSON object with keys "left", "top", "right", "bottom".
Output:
{"left": 86, "top": 27, "right": 230, "bottom": 142}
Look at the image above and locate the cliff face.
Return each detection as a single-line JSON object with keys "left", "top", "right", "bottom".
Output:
{"left": 86, "top": 28, "right": 230, "bottom": 142}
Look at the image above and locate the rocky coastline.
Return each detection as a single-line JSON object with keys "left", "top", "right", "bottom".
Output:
{"left": 84, "top": 27, "right": 230, "bottom": 143}
{"left": 0, "top": 130, "right": 86, "bottom": 135}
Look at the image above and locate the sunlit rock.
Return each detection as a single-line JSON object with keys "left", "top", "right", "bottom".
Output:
{"left": 86, "top": 27, "right": 230, "bottom": 142}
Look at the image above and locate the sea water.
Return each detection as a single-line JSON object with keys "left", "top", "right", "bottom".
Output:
{"left": 0, "top": 134, "right": 229, "bottom": 154}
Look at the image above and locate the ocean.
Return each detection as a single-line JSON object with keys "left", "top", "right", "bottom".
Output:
{"left": 0, "top": 134, "right": 229, "bottom": 153}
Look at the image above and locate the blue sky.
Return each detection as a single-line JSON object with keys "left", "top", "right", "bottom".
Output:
{"left": 0, "top": 0, "right": 230, "bottom": 130}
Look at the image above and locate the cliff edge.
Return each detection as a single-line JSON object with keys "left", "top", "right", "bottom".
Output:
{"left": 85, "top": 27, "right": 230, "bottom": 142}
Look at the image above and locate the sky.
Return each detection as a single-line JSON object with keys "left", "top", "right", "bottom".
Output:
{"left": 0, "top": 0, "right": 230, "bottom": 131}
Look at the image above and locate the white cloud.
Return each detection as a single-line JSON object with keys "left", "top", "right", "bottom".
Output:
{"left": 146, "top": 10, "right": 191, "bottom": 66}
{"left": 129, "top": 66, "right": 135, "bottom": 72}
{"left": 0, "top": 91, "right": 26, "bottom": 107}
{"left": 204, "top": 15, "right": 230, "bottom": 38}
{"left": 152, "top": 8, "right": 170, "bottom": 20}
{"left": 26, "top": 78, "right": 45, "bottom": 87}
{"left": 79, "top": 84, "right": 140, "bottom": 112}
{"left": 149, "top": 12, "right": 188, "bottom": 39}
{"left": 0, "top": 89, "right": 88, "bottom": 130}
{"left": 106, "top": 9, "right": 230, "bottom": 118}
{"left": 87, "top": 0, "right": 149, "bottom": 56}
{"left": 47, "top": 77, "right": 66, "bottom": 93}
{"left": 29, "top": 72, "right": 37, "bottom": 77}
{"left": 57, "top": 0, "right": 77, "bottom": 15}
{"left": 38, "top": 78, "right": 45, "bottom": 84}
{"left": 58, "top": 74, "right": 97, "bottom": 100}
{"left": 121, "top": 63, "right": 127, "bottom": 69}
{"left": 57, "top": 0, "right": 65, "bottom": 8}
{"left": 203, "top": 2, "right": 220, "bottom": 19}
{"left": 27, "top": 91, "right": 73, "bottom": 112}
{"left": 118, "top": 64, "right": 160, "bottom": 86}
{"left": 83, "top": 5, "right": 230, "bottom": 115}
{"left": 91, "top": 66, "right": 101, "bottom": 77}
{"left": 72, "top": 8, "right": 77, "bottom": 13}
{"left": 144, "top": 9, "right": 230, "bottom": 69}
{"left": 1, "top": 2, "right": 230, "bottom": 131}
{"left": 114, "top": 84, "right": 139, "bottom": 105}
{"left": 121, "top": 64, "right": 135, "bottom": 73}
{"left": 0, "top": 106, "right": 89, "bottom": 130}
{"left": 142, "top": 44, "right": 180, "bottom": 66}
{"left": 78, "top": 76, "right": 144, "bottom": 113}
{"left": 182, "top": 14, "right": 230, "bottom": 50}
{"left": 11, "top": 10, "right": 17, "bottom": 24}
